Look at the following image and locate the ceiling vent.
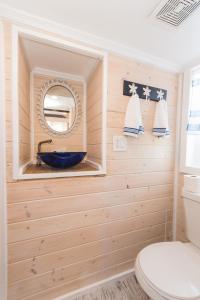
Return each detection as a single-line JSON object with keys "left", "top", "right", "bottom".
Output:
{"left": 152, "top": 0, "right": 200, "bottom": 27}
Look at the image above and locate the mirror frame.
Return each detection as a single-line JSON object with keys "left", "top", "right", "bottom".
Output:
{"left": 37, "top": 79, "right": 81, "bottom": 137}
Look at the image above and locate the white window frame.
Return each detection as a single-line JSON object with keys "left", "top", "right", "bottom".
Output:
{"left": 0, "top": 21, "right": 7, "bottom": 300}
{"left": 180, "top": 66, "right": 200, "bottom": 175}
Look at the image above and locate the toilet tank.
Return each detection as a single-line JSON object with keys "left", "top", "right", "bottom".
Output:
{"left": 183, "top": 190, "right": 200, "bottom": 248}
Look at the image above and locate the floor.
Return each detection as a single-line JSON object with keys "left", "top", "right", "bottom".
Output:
{"left": 69, "top": 273, "right": 149, "bottom": 300}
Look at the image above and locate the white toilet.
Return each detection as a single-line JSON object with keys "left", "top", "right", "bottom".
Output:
{"left": 135, "top": 190, "right": 200, "bottom": 300}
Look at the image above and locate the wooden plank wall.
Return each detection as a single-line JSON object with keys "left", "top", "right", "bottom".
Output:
{"left": 18, "top": 39, "right": 31, "bottom": 165}
{"left": 176, "top": 174, "right": 187, "bottom": 241}
{"left": 5, "top": 22, "right": 178, "bottom": 300}
{"left": 87, "top": 61, "right": 103, "bottom": 165}
{"left": 33, "top": 73, "right": 84, "bottom": 160}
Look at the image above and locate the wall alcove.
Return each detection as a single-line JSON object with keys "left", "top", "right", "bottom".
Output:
{"left": 12, "top": 26, "right": 108, "bottom": 179}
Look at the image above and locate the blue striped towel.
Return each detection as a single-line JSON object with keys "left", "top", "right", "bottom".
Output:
{"left": 153, "top": 100, "right": 170, "bottom": 137}
{"left": 123, "top": 94, "right": 144, "bottom": 138}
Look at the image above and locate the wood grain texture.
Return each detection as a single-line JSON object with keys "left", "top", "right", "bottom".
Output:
{"left": 87, "top": 62, "right": 103, "bottom": 164}
{"left": 8, "top": 237, "right": 162, "bottom": 300}
{"left": 176, "top": 174, "right": 188, "bottom": 242}
{"left": 23, "top": 162, "right": 97, "bottom": 175}
{"left": 18, "top": 38, "right": 31, "bottom": 165}
{"left": 19, "top": 261, "right": 134, "bottom": 300}
{"left": 8, "top": 224, "right": 164, "bottom": 284}
{"left": 27, "top": 272, "right": 148, "bottom": 300}
{"left": 4, "top": 22, "right": 178, "bottom": 300}
{"left": 8, "top": 211, "right": 167, "bottom": 264}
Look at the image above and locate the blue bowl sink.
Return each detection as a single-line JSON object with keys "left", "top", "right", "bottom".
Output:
{"left": 37, "top": 152, "right": 87, "bottom": 169}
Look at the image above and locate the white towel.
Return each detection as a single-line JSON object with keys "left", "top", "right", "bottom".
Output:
{"left": 153, "top": 100, "right": 170, "bottom": 137}
{"left": 123, "top": 94, "right": 144, "bottom": 138}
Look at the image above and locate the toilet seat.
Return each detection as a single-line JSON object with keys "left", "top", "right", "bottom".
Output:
{"left": 135, "top": 242, "right": 200, "bottom": 300}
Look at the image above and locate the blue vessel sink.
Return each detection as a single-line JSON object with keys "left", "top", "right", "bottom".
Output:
{"left": 37, "top": 152, "right": 87, "bottom": 169}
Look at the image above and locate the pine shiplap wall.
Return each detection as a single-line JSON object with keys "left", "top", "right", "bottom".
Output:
{"left": 33, "top": 73, "right": 84, "bottom": 159}
{"left": 176, "top": 175, "right": 187, "bottom": 241}
{"left": 5, "top": 22, "right": 178, "bottom": 300}
{"left": 87, "top": 61, "right": 102, "bottom": 164}
{"left": 18, "top": 39, "right": 31, "bottom": 165}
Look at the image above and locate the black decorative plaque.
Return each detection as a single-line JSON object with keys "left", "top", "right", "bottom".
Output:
{"left": 123, "top": 80, "right": 167, "bottom": 101}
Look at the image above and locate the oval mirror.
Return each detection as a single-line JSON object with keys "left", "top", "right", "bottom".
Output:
{"left": 43, "top": 85, "right": 76, "bottom": 134}
{"left": 38, "top": 79, "right": 81, "bottom": 136}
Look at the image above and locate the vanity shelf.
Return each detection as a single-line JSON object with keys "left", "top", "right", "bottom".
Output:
{"left": 25, "top": 162, "right": 98, "bottom": 174}
{"left": 21, "top": 161, "right": 101, "bottom": 180}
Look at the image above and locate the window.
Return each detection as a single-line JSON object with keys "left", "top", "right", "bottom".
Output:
{"left": 186, "top": 69, "right": 200, "bottom": 168}
{"left": 181, "top": 67, "right": 200, "bottom": 174}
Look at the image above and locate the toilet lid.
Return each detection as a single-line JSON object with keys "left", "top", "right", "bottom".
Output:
{"left": 137, "top": 242, "right": 200, "bottom": 300}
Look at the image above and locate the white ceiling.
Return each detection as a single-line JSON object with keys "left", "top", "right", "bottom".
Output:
{"left": 1, "top": 0, "right": 200, "bottom": 69}
{"left": 21, "top": 37, "right": 98, "bottom": 79}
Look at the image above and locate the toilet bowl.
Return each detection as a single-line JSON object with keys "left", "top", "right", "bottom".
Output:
{"left": 135, "top": 191, "right": 200, "bottom": 300}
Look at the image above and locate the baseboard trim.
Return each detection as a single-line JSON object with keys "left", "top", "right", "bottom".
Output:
{"left": 55, "top": 268, "right": 134, "bottom": 300}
